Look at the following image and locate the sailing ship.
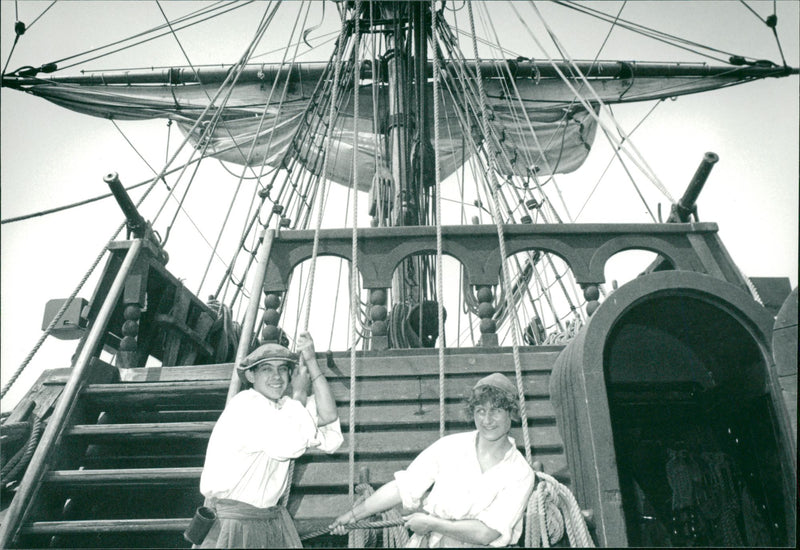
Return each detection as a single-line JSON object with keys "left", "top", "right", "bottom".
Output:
{"left": 1, "top": 1, "right": 797, "bottom": 547}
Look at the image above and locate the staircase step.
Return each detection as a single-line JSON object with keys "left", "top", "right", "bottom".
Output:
{"left": 20, "top": 518, "right": 188, "bottom": 535}
{"left": 44, "top": 467, "right": 202, "bottom": 487}
{"left": 44, "top": 451, "right": 570, "bottom": 491}
{"left": 81, "top": 381, "right": 228, "bottom": 410}
{"left": 107, "top": 399, "right": 555, "bottom": 426}
{"left": 81, "top": 372, "right": 551, "bottom": 411}
{"left": 70, "top": 397, "right": 554, "bottom": 433}
{"left": 65, "top": 422, "right": 563, "bottom": 453}
{"left": 114, "top": 347, "right": 562, "bottom": 383}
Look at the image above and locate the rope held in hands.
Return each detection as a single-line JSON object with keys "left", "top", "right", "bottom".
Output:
{"left": 299, "top": 518, "right": 405, "bottom": 541}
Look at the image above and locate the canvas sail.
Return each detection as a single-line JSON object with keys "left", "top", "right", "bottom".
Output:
{"left": 5, "top": 60, "right": 779, "bottom": 189}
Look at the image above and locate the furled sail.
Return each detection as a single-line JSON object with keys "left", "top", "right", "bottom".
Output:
{"left": 4, "top": 60, "right": 787, "bottom": 189}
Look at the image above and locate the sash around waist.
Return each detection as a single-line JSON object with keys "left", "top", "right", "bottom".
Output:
{"left": 215, "top": 499, "right": 283, "bottom": 521}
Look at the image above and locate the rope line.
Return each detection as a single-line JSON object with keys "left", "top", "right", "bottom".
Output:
{"left": 348, "top": 0, "right": 362, "bottom": 507}
{"left": 431, "top": 0, "right": 447, "bottom": 440}
{"left": 198, "top": 3, "right": 311, "bottom": 296}
{"left": 464, "top": 6, "right": 537, "bottom": 539}
{"left": 300, "top": 517, "right": 405, "bottom": 541}
{"left": 509, "top": 4, "right": 673, "bottom": 219}
{"left": 465, "top": 0, "right": 532, "bottom": 460}
{"left": 1, "top": 163, "right": 164, "bottom": 399}
{"left": 301, "top": 4, "right": 349, "bottom": 332}
{"left": 51, "top": 2, "right": 256, "bottom": 72}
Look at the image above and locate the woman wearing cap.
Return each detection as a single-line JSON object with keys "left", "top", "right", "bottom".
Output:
{"left": 330, "top": 373, "right": 535, "bottom": 547}
{"left": 198, "top": 331, "right": 343, "bottom": 548}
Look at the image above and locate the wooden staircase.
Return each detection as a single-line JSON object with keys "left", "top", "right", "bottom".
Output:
{"left": 5, "top": 346, "right": 568, "bottom": 548}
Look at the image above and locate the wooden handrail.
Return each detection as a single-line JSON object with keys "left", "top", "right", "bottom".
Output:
{"left": 0, "top": 239, "right": 143, "bottom": 548}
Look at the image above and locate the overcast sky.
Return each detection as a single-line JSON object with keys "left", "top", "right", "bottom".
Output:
{"left": 1, "top": 1, "right": 798, "bottom": 409}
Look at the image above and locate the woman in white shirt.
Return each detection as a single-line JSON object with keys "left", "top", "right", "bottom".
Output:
{"left": 330, "top": 373, "right": 535, "bottom": 547}
{"left": 198, "top": 332, "right": 343, "bottom": 548}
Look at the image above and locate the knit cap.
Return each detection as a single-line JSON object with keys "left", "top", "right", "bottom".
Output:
{"left": 473, "top": 372, "right": 517, "bottom": 399}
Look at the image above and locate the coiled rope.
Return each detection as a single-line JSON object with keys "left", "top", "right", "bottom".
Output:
{"left": 0, "top": 414, "right": 43, "bottom": 484}
{"left": 526, "top": 471, "right": 595, "bottom": 547}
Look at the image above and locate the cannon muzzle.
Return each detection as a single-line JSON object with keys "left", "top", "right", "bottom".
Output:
{"left": 670, "top": 152, "right": 718, "bottom": 222}
{"left": 104, "top": 172, "right": 147, "bottom": 238}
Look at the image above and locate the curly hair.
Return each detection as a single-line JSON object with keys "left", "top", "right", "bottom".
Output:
{"left": 465, "top": 385, "right": 521, "bottom": 422}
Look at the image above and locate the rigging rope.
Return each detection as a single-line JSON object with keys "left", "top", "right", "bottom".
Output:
{"left": 431, "top": 0, "right": 447, "bottom": 440}
{"left": 515, "top": 2, "right": 675, "bottom": 209}
{"left": 301, "top": 5, "right": 348, "bottom": 332}
{"left": 348, "top": 0, "right": 362, "bottom": 509}
{"left": 50, "top": 2, "right": 256, "bottom": 72}
{"left": 573, "top": 99, "right": 664, "bottom": 220}
{"left": 107, "top": 120, "right": 239, "bottom": 272}
{"left": 1, "top": 1, "right": 239, "bottom": 397}
{"left": 0, "top": 165, "right": 166, "bottom": 399}
{"left": 145, "top": 0, "right": 285, "bottom": 279}
{"left": 455, "top": 11, "right": 570, "bottom": 543}
{"left": 214, "top": 48, "right": 350, "bottom": 309}
{"left": 554, "top": 0, "right": 739, "bottom": 65}
{"left": 464, "top": 0, "right": 533, "bottom": 463}
{"left": 198, "top": 3, "right": 312, "bottom": 296}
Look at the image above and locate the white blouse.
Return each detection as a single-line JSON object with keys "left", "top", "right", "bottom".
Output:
{"left": 200, "top": 389, "right": 343, "bottom": 508}
{"left": 394, "top": 431, "right": 535, "bottom": 547}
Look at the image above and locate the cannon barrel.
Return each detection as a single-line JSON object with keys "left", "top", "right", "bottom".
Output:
{"left": 104, "top": 172, "right": 146, "bottom": 238}
{"left": 670, "top": 152, "right": 719, "bottom": 222}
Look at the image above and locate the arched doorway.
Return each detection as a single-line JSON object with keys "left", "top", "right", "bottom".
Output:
{"left": 550, "top": 271, "right": 796, "bottom": 547}
{"left": 605, "top": 292, "right": 790, "bottom": 546}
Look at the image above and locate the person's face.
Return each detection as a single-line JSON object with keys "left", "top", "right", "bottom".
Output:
{"left": 246, "top": 361, "right": 291, "bottom": 401}
{"left": 473, "top": 402, "right": 512, "bottom": 442}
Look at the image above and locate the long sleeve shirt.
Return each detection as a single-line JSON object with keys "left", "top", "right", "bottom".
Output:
{"left": 393, "top": 431, "right": 535, "bottom": 547}
{"left": 200, "top": 389, "right": 343, "bottom": 508}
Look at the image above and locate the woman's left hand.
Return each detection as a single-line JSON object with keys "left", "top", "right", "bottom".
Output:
{"left": 403, "top": 512, "right": 437, "bottom": 535}
{"left": 296, "top": 331, "right": 317, "bottom": 363}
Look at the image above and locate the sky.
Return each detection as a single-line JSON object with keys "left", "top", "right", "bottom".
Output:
{"left": 1, "top": 1, "right": 798, "bottom": 410}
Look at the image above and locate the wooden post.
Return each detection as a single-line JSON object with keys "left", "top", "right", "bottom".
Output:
{"left": 0, "top": 239, "right": 143, "bottom": 548}
{"left": 476, "top": 285, "right": 498, "bottom": 347}
{"left": 368, "top": 288, "right": 389, "bottom": 350}
{"left": 226, "top": 229, "right": 276, "bottom": 403}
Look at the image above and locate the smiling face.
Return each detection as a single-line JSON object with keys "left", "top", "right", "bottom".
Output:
{"left": 473, "top": 403, "right": 512, "bottom": 442}
{"left": 245, "top": 361, "right": 291, "bottom": 401}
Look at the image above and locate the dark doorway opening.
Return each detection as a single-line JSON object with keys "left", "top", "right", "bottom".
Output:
{"left": 604, "top": 295, "right": 789, "bottom": 547}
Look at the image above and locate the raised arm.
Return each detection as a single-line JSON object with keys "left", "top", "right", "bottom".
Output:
{"left": 295, "top": 331, "right": 338, "bottom": 426}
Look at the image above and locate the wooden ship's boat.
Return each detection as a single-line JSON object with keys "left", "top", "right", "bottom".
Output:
{"left": 0, "top": 1, "right": 797, "bottom": 547}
